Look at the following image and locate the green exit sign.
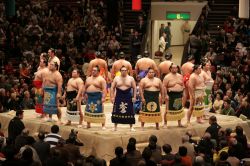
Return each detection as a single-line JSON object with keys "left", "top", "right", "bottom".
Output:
{"left": 166, "top": 12, "right": 190, "bottom": 20}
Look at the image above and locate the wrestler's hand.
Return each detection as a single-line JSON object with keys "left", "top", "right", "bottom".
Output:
{"left": 165, "top": 95, "right": 169, "bottom": 101}
{"left": 132, "top": 97, "right": 136, "bottom": 103}
{"left": 102, "top": 97, "right": 106, "bottom": 103}
{"left": 56, "top": 93, "right": 62, "bottom": 100}
{"left": 141, "top": 98, "right": 145, "bottom": 103}
{"left": 111, "top": 97, "right": 114, "bottom": 103}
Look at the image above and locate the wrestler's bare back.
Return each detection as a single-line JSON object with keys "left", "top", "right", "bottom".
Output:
{"left": 164, "top": 73, "right": 184, "bottom": 91}
{"left": 159, "top": 60, "right": 172, "bottom": 75}
{"left": 112, "top": 60, "right": 132, "bottom": 74}
{"left": 136, "top": 58, "right": 157, "bottom": 71}
{"left": 181, "top": 62, "right": 194, "bottom": 75}
{"left": 85, "top": 76, "right": 105, "bottom": 92}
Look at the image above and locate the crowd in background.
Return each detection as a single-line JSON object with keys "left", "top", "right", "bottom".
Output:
{"left": 0, "top": 0, "right": 249, "bottom": 166}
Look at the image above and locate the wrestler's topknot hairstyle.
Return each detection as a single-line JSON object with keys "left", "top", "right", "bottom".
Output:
{"left": 169, "top": 63, "right": 174, "bottom": 70}
{"left": 120, "top": 65, "right": 127, "bottom": 71}
{"left": 54, "top": 62, "right": 59, "bottom": 70}
{"left": 49, "top": 48, "right": 56, "bottom": 54}
{"left": 188, "top": 55, "right": 195, "bottom": 61}
{"left": 192, "top": 64, "right": 200, "bottom": 72}
{"left": 94, "top": 65, "right": 100, "bottom": 72}
{"left": 165, "top": 52, "right": 172, "bottom": 60}
{"left": 40, "top": 53, "right": 48, "bottom": 65}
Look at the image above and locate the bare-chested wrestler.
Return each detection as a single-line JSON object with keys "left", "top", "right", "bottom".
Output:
{"left": 135, "top": 51, "right": 159, "bottom": 78}
{"left": 163, "top": 63, "right": 185, "bottom": 127}
{"left": 84, "top": 66, "right": 107, "bottom": 129}
{"left": 64, "top": 69, "right": 84, "bottom": 127}
{"left": 139, "top": 68, "right": 163, "bottom": 130}
{"left": 200, "top": 60, "right": 214, "bottom": 115}
{"left": 181, "top": 56, "right": 195, "bottom": 108}
{"left": 33, "top": 53, "right": 49, "bottom": 115}
{"left": 187, "top": 65, "right": 206, "bottom": 126}
{"left": 43, "top": 62, "right": 63, "bottom": 123}
{"left": 111, "top": 66, "right": 137, "bottom": 131}
{"left": 111, "top": 52, "right": 133, "bottom": 78}
{"left": 48, "top": 48, "right": 60, "bottom": 70}
{"left": 158, "top": 52, "right": 173, "bottom": 80}
{"left": 87, "top": 51, "right": 108, "bottom": 79}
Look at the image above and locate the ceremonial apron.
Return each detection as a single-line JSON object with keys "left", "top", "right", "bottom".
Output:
{"left": 192, "top": 89, "right": 205, "bottom": 117}
{"left": 84, "top": 92, "right": 105, "bottom": 123}
{"left": 204, "top": 81, "right": 214, "bottom": 112}
{"left": 33, "top": 80, "right": 43, "bottom": 114}
{"left": 66, "top": 91, "right": 80, "bottom": 122}
{"left": 139, "top": 90, "right": 161, "bottom": 123}
{"left": 166, "top": 91, "right": 185, "bottom": 121}
{"left": 43, "top": 86, "right": 58, "bottom": 114}
{"left": 112, "top": 88, "right": 135, "bottom": 124}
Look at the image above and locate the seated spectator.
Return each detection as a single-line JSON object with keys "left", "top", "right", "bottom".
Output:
{"left": 18, "top": 136, "right": 41, "bottom": 166}
{"left": 15, "top": 129, "right": 29, "bottom": 151}
{"left": 8, "top": 109, "right": 25, "bottom": 144}
{"left": 21, "top": 91, "right": 35, "bottom": 109}
{"left": 139, "top": 147, "right": 157, "bottom": 166}
{"left": 216, "top": 151, "right": 231, "bottom": 166}
{"left": 198, "top": 132, "right": 214, "bottom": 161}
{"left": 161, "top": 144, "right": 175, "bottom": 166}
{"left": 213, "top": 140, "right": 229, "bottom": 163}
{"left": 125, "top": 137, "right": 142, "bottom": 166}
{"left": 221, "top": 99, "right": 236, "bottom": 116}
{"left": 205, "top": 116, "right": 221, "bottom": 143}
{"left": 181, "top": 135, "right": 195, "bottom": 160}
{"left": 19, "top": 147, "right": 41, "bottom": 166}
{"left": 147, "top": 135, "right": 162, "bottom": 164}
{"left": 110, "top": 146, "right": 131, "bottom": 166}
{"left": 226, "top": 147, "right": 240, "bottom": 166}
{"left": 33, "top": 131, "right": 50, "bottom": 166}
{"left": 7, "top": 92, "right": 20, "bottom": 111}
{"left": 236, "top": 93, "right": 250, "bottom": 119}
{"left": 178, "top": 146, "right": 192, "bottom": 166}
{"left": 44, "top": 125, "right": 62, "bottom": 148}
{"left": 212, "top": 92, "right": 224, "bottom": 113}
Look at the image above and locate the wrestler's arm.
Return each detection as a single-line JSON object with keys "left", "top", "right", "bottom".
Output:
{"left": 135, "top": 62, "right": 139, "bottom": 76}
{"left": 56, "top": 73, "right": 63, "bottom": 98}
{"left": 111, "top": 63, "right": 116, "bottom": 78}
{"left": 76, "top": 79, "right": 84, "bottom": 101}
{"left": 152, "top": 62, "right": 159, "bottom": 78}
{"left": 87, "top": 62, "right": 93, "bottom": 77}
{"left": 139, "top": 79, "right": 145, "bottom": 102}
{"left": 189, "top": 76, "right": 195, "bottom": 99}
{"left": 110, "top": 77, "right": 117, "bottom": 103}
{"left": 128, "top": 63, "right": 133, "bottom": 76}
{"left": 104, "top": 61, "right": 108, "bottom": 79}
{"left": 163, "top": 76, "right": 169, "bottom": 100}
{"left": 101, "top": 78, "right": 107, "bottom": 102}
{"left": 131, "top": 77, "right": 136, "bottom": 101}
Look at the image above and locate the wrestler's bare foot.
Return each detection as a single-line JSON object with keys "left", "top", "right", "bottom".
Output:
{"left": 64, "top": 121, "right": 71, "bottom": 126}
{"left": 196, "top": 119, "right": 205, "bottom": 124}
{"left": 141, "top": 127, "right": 145, "bottom": 131}
{"left": 185, "top": 122, "right": 192, "bottom": 127}
{"left": 178, "top": 124, "right": 186, "bottom": 128}
{"left": 162, "top": 123, "right": 168, "bottom": 129}
{"left": 77, "top": 124, "right": 83, "bottom": 128}
{"left": 102, "top": 126, "right": 106, "bottom": 130}
{"left": 112, "top": 128, "right": 117, "bottom": 131}
{"left": 57, "top": 120, "right": 63, "bottom": 125}
{"left": 156, "top": 126, "right": 160, "bottom": 130}
{"left": 130, "top": 127, "right": 136, "bottom": 132}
